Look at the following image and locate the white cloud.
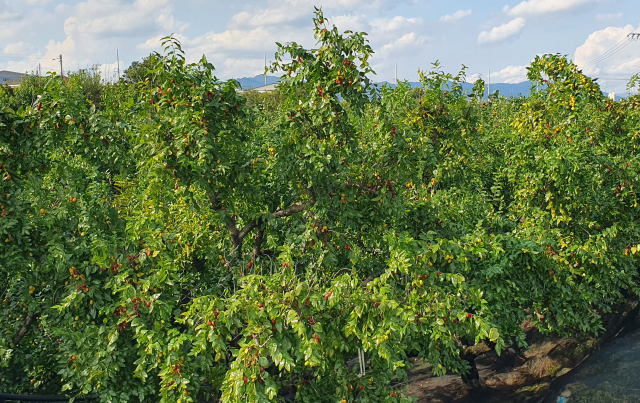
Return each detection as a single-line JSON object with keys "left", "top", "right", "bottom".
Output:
{"left": 380, "top": 32, "right": 430, "bottom": 54}
{"left": 97, "top": 61, "right": 121, "bottom": 82}
{"left": 23, "top": 0, "right": 53, "bottom": 5}
{"left": 0, "top": 0, "right": 190, "bottom": 79}
{"left": 574, "top": 24, "right": 640, "bottom": 94}
{"left": 135, "top": 24, "right": 310, "bottom": 78}
{"left": 223, "top": 57, "right": 268, "bottom": 78}
{"left": 229, "top": 7, "right": 309, "bottom": 28}
{"left": 467, "top": 65, "right": 529, "bottom": 84}
{"left": 0, "top": 3, "right": 42, "bottom": 41}
{"left": 65, "top": 0, "right": 179, "bottom": 36}
{"left": 55, "top": 0, "right": 188, "bottom": 76}
{"left": 137, "top": 34, "right": 169, "bottom": 51}
{"left": 1, "top": 0, "right": 560, "bottom": 84}
{"left": 491, "top": 65, "right": 529, "bottom": 83}
{"left": 227, "top": 0, "right": 413, "bottom": 29}
{"left": 318, "top": 0, "right": 417, "bottom": 10}
{"left": 596, "top": 13, "right": 623, "bottom": 22}
{"left": 478, "top": 18, "right": 526, "bottom": 44}
{"left": 189, "top": 27, "right": 282, "bottom": 54}
{"left": 2, "top": 36, "right": 75, "bottom": 76}
{"left": 4, "top": 41, "right": 35, "bottom": 55}
{"left": 504, "top": 0, "right": 602, "bottom": 17}
{"left": 330, "top": 14, "right": 369, "bottom": 32}
{"left": 41, "top": 36, "right": 77, "bottom": 71}
{"left": 574, "top": 24, "right": 640, "bottom": 75}
{"left": 466, "top": 73, "right": 481, "bottom": 83}
{"left": 440, "top": 9, "right": 471, "bottom": 22}
{"left": 0, "top": 10, "right": 21, "bottom": 21}
{"left": 370, "top": 16, "right": 422, "bottom": 33}
{"left": 0, "top": 0, "right": 23, "bottom": 20}
{"left": 135, "top": 3, "right": 429, "bottom": 79}
{"left": 605, "top": 57, "right": 640, "bottom": 75}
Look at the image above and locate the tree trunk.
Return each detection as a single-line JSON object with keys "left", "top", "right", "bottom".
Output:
{"left": 13, "top": 313, "right": 38, "bottom": 347}
{"left": 251, "top": 221, "right": 265, "bottom": 261}
{"left": 460, "top": 355, "right": 481, "bottom": 389}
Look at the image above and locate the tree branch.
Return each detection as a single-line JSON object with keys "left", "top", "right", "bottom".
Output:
{"left": 251, "top": 221, "right": 266, "bottom": 261}
{"left": 271, "top": 196, "right": 316, "bottom": 219}
{"left": 225, "top": 215, "right": 240, "bottom": 239}
{"left": 208, "top": 191, "right": 221, "bottom": 210}
{"left": 225, "top": 215, "right": 242, "bottom": 254}
{"left": 238, "top": 220, "right": 259, "bottom": 241}
{"left": 225, "top": 215, "right": 261, "bottom": 258}
{"left": 345, "top": 179, "right": 379, "bottom": 194}
{"left": 13, "top": 313, "right": 38, "bottom": 347}
{"left": 212, "top": 190, "right": 313, "bottom": 258}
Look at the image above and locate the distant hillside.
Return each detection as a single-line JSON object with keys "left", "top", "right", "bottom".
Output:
{"left": 464, "top": 81, "right": 533, "bottom": 98}
{"left": 235, "top": 75, "right": 280, "bottom": 89}
{"left": 235, "top": 74, "right": 538, "bottom": 98}
{"left": 377, "top": 80, "right": 534, "bottom": 98}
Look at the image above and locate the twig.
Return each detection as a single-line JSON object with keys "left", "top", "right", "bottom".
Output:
{"left": 255, "top": 335, "right": 273, "bottom": 348}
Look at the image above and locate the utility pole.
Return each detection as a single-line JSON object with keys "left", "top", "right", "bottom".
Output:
{"left": 54, "top": 54, "right": 63, "bottom": 79}
{"left": 264, "top": 53, "right": 267, "bottom": 86}
{"left": 117, "top": 49, "right": 120, "bottom": 81}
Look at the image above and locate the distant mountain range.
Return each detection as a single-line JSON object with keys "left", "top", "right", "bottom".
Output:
{"left": 235, "top": 75, "right": 281, "bottom": 89}
{"left": 235, "top": 75, "right": 626, "bottom": 99}
{"left": 235, "top": 74, "right": 534, "bottom": 98}
{"left": 378, "top": 80, "right": 535, "bottom": 98}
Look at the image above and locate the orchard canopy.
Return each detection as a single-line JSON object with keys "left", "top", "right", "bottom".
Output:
{"left": 2, "top": 10, "right": 640, "bottom": 403}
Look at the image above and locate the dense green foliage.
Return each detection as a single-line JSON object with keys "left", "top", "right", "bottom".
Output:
{"left": 123, "top": 53, "right": 161, "bottom": 85}
{"left": 1, "top": 10, "right": 640, "bottom": 403}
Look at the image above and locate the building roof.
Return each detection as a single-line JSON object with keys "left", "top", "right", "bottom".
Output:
{"left": 0, "top": 70, "right": 25, "bottom": 76}
{"left": 245, "top": 83, "right": 278, "bottom": 93}
{"left": 0, "top": 70, "right": 26, "bottom": 87}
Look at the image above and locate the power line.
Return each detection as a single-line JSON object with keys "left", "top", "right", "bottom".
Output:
{"left": 582, "top": 32, "right": 640, "bottom": 95}
{"left": 583, "top": 37, "right": 632, "bottom": 67}
{"left": 0, "top": 52, "right": 118, "bottom": 69}
{"left": 582, "top": 33, "right": 640, "bottom": 68}
{"left": 584, "top": 33, "right": 637, "bottom": 66}
{"left": 598, "top": 66, "right": 640, "bottom": 83}
{"left": 597, "top": 67, "right": 640, "bottom": 94}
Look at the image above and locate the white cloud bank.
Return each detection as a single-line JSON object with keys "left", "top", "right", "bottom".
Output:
{"left": 467, "top": 64, "right": 529, "bottom": 84}
{"left": 491, "top": 65, "right": 529, "bottom": 83}
{"left": 574, "top": 24, "right": 640, "bottom": 76}
{"left": 369, "top": 16, "right": 422, "bottom": 33}
{"left": 4, "top": 41, "right": 35, "bottom": 55}
{"left": 380, "top": 32, "right": 430, "bottom": 54}
{"left": 478, "top": 18, "right": 526, "bottom": 44}
{"left": 440, "top": 9, "right": 471, "bottom": 22}
{"left": 504, "top": 0, "right": 603, "bottom": 17}
{"left": 136, "top": 5, "right": 428, "bottom": 79}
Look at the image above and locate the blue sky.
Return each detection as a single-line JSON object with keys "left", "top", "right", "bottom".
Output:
{"left": 0, "top": 0, "right": 639, "bottom": 92}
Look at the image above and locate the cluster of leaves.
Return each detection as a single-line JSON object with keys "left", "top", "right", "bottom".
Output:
{"left": 1, "top": 9, "right": 640, "bottom": 403}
